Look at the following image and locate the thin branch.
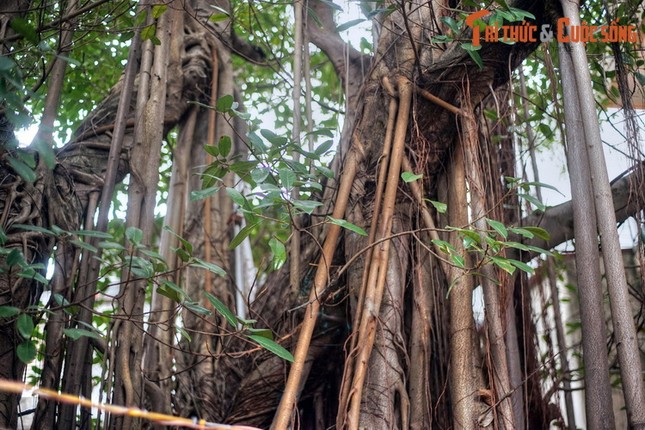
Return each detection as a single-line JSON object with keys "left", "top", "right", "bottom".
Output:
{"left": 0, "top": 379, "right": 262, "bottom": 430}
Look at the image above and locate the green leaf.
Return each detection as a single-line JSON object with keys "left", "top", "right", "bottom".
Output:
{"left": 125, "top": 226, "right": 143, "bottom": 245}
{"left": 401, "top": 171, "right": 423, "bottom": 183}
{"left": 428, "top": 200, "right": 447, "bottom": 214}
{"left": 204, "top": 144, "right": 219, "bottom": 157}
{"left": 209, "top": 13, "right": 229, "bottom": 22}
{"left": 521, "top": 181, "right": 564, "bottom": 196}
{"left": 64, "top": 328, "right": 103, "bottom": 341}
{"left": 12, "top": 224, "right": 54, "bottom": 236}
{"left": 140, "top": 248, "right": 165, "bottom": 261}
{"left": 456, "top": 229, "right": 481, "bottom": 246}
{"left": 34, "top": 139, "right": 56, "bottom": 169}
{"left": 8, "top": 156, "right": 37, "bottom": 182}
{"left": 314, "top": 139, "right": 334, "bottom": 156}
{"left": 503, "top": 241, "right": 529, "bottom": 251}
{"left": 157, "top": 286, "right": 181, "bottom": 302}
{"left": 327, "top": 216, "right": 367, "bottom": 236}
{"left": 518, "top": 193, "right": 546, "bottom": 211}
{"left": 16, "top": 314, "right": 34, "bottom": 339}
{"left": 251, "top": 167, "right": 270, "bottom": 184}
{"left": 190, "top": 258, "right": 226, "bottom": 277}
{"left": 17, "top": 341, "right": 37, "bottom": 363}
{"left": 98, "top": 241, "right": 126, "bottom": 251}
{"left": 6, "top": 249, "right": 23, "bottom": 266}
{"left": 486, "top": 219, "right": 508, "bottom": 239}
{"left": 127, "top": 256, "right": 154, "bottom": 278}
{"left": 178, "top": 327, "right": 192, "bottom": 342}
{"left": 72, "top": 229, "right": 112, "bottom": 238}
{"left": 526, "top": 245, "right": 553, "bottom": 256}
{"left": 183, "top": 301, "right": 211, "bottom": 315}
{"left": 431, "top": 239, "right": 457, "bottom": 254}
{"left": 246, "top": 327, "right": 273, "bottom": 339}
{"left": 176, "top": 248, "right": 191, "bottom": 263}
{"left": 229, "top": 161, "right": 258, "bottom": 180}
{"left": 216, "top": 94, "right": 234, "bottom": 112}
{"left": 279, "top": 168, "right": 296, "bottom": 189}
{"left": 466, "top": 49, "right": 484, "bottom": 69}
{"left": 10, "top": 18, "right": 38, "bottom": 44}
{"left": 248, "top": 334, "right": 294, "bottom": 362}
{"left": 451, "top": 254, "right": 465, "bottom": 269}
{"left": 509, "top": 227, "right": 534, "bottom": 239}
{"left": 52, "top": 293, "right": 70, "bottom": 307}
{"left": 336, "top": 19, "right": 365, "bottom": 32}
{"left": 190, "top": 186, "right": 219, "bottom": 201}
{"left": 17, "top": 267, "right": 47, "bottom": 284}
{"left": 490, "top": 256, "right": 516, "bottom": 274}
{"left": 164, "top": 226, "right": 193, "bottom": 254}
{"left": 509, "top": 259, "right": 534, "bottom": 274}
{"left": 0, "top": 306, "right": 20, "bottom": 318}
{"left": 508, "top": 7, "right": 535, "bottom": 20}
{"left": 201, "top": 164, "right": 226, "bottom": 188}
{"left": 151, "top": 4, "right": 167, "bottom": 18}
{"left": 157, "top": 280, "right": 185, "bottom": 302}
{"left": 636, "top": 72, "right": 645, "bottom": 86}
{"left": 461, "top": 42, "right": 481, "bottom": 52}
{"left": 226, "top": 187, "right": 248, "bottom": 208}
{"left": 70, "top": 239, "right": 98, "bottom": 253}
{"left": 141, "top": 24, "right": 156, "bottom": 41}
{"left": 522, "top": 226, "right": 550, "bottom": 241}
{"left": 292, "top": 199, "right": 322, "bottom": 214}
{"left": 268, "top": 237, "right": 286, "bottom": 266}
{"left": 247, "top": 131, "right": 267, "bottom": 152}
{"left": 229, "top": 222, "right": 257, "bottom": 250}
{"left": 441, "top": 16, "right": 461, "bottom": 33}
{"left": 218, "top": 136, "right": 232, "bottom": 157}
{"left": 0, "top": 56, "right": 15, "bottom": 71}
{"left": 261, "top": 129, "right": 287, "bottom": 147}
{"left": 205, "top": 292, "right": 237, "bottom": 328}
{"left": 316, "top": 165, "right": 335, "bottom": 179}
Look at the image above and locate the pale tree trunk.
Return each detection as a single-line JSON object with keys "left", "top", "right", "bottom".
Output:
{"left": 558, "top": 42, "right": 615, "bottom": 429}
{"left": 559, "top": 1, "right": 645, "bottom": 427}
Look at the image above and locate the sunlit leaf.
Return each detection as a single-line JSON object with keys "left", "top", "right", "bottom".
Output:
{"left": 428, "top": 200, "right": 447, "bottom": 214}
{"left": 490, "top": 256, "right": 515, "bottom": 274}
{"left": 248, "top": 334, "right": 294, "bottom": 362}
{"left": 401, "top": 171, "right": 423, "bottom": 183}
{"left": 486, "top": 219, "right": 508, "bottom": 239}
{"left": 509, "top": 259, "right": 534, "bottom": 274}
{"left": 327, "top": 216, "right": 367, "bottom": 236}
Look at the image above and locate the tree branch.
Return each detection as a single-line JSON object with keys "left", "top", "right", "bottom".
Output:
{"left": 517, "top": 165, "right": 642, "bottom": 260}
{"left": 305, "top": 0, "right": 370, "bottom": 110}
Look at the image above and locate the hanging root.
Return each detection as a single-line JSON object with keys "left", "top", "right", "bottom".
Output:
{"left": 337, "top": 76, "right": 412, "bottom": 430}
{"left": 271, "top": 137, "right": 364, "bottom": 430}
